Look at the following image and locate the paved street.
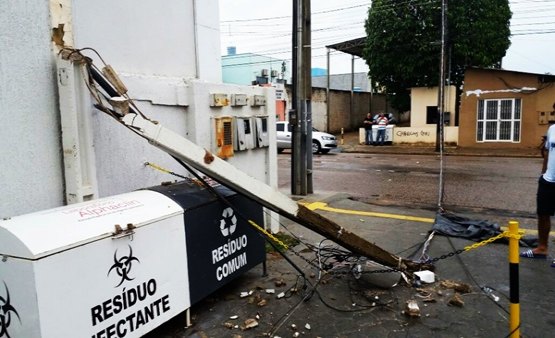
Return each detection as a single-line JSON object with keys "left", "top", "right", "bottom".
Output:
{"left": 278, "top": 151, "right": 540, "bottom": 219}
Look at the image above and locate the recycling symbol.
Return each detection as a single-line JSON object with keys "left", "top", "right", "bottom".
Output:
{"left": 220, "top": 207, "right": 237, "bottom": 237}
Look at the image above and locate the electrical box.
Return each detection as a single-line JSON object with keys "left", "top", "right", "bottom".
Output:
{"left": 271, "top": 70, "right": 278, "bottom": 78}
{"left": 255, "top": 117, "right": 269, "bottom": 147}
{"left": 539, "top": 111, "right": 548, "bottom": 125}
{"left": 230, "top": 94, "right": 248, "bottom": 107}
{"left": 234, "top": 117, "right": 255, "bottom": 151}
{"left": 209, "top": 93, "right": 229, "bottom": 107}
{"left": 251, "top": 95, "right": 266, "bottom": 107}
{"left": 214, "top": 116, "right": 234, "bottom": 159}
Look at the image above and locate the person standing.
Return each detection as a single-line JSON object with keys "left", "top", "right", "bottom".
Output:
{"left": 375, "top": 112, "right": 389, "bottom": 146}
{"left": 521, "top": 121, "right": 555, "bottom": 268}
{"left": 363, "top": 113, "right": 374, "bottom": 145}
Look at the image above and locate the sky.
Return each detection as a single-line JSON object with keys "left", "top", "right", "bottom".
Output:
{"left": 218, "top": 0, "right": 555, "bottom": 76}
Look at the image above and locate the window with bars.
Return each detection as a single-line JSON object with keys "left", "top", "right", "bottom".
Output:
{"left": 476, "top": 98, "right": 521, "bottom": 142}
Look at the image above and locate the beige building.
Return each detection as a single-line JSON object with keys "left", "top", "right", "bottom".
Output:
{"left": 459, "top": 68, "right": 555, "bottom": 149}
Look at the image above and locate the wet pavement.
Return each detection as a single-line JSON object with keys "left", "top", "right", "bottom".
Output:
{"left": 148, "top": 133, "right": 553, "bottom": 338}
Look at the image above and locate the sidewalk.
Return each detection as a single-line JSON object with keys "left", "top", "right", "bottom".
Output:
{"left": 148, "top": 192, "right": 553, "bottom": 338}
{"left": 337, "top": 131, "right": 542, "bottom": 158}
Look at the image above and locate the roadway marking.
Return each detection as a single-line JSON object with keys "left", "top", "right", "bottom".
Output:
{"left": 302, "top": 201, "right": 554, "bottom": 237}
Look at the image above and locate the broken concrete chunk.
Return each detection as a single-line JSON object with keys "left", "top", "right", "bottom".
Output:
{"left": 448, "top": 293, "right": 465, "bottom": 307}
{"left": 440, "top": 280, "right": 472, "bottom": 294}
{"left": 291, "top": 324, "right": 297, "bottom": 330}
{"left": 276, "top": 292, "right": 285, "bottom": 299}
{"left": 305, "top": 323, "right": 311, "bottom": 330}
{"left": 242, "top": 318, "right": 258, "bottom": 330}
{"left": 265, "top": 288, "right": 275, "bottom": 294}
{"left": 275, "top": 279, "right": 286, "bottom": 287}
{"left": 404, "top": 300, "right": 421, "bottom": 317}
{"left": 240, "top": 291, "right": 250, "bottom": 298}
{"left": 257, "top": 299, "right": 267, "bottom": 307}
{"left": 293, "top": 332, "right": 300, "bottom": 337}
{"left": 229, "top": 315, "right": 239, "bottom": 320}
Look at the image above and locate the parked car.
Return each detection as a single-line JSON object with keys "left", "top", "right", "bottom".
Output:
{"left": 276, "top": 121, "right": 337, "bottom": 154}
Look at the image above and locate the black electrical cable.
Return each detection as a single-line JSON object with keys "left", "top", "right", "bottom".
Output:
{"left": 446, "top": 237, "right": 510, "bottom": 315}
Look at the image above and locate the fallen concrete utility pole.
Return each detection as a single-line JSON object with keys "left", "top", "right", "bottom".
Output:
{"left": 81, "top": 55, "right": 424, "bottom": 273}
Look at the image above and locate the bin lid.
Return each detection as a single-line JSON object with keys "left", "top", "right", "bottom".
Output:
{"left": 0, "top": 190, "right": 183, "bottom": 260}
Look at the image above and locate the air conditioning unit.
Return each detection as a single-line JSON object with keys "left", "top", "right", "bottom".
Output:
{"left": 261, "top": 69, "right": 269, "bottom": 77}
{"left": 270, "top": 70, "right": 278, "bottom": 78}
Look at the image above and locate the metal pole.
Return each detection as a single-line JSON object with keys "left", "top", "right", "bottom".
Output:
{"left": 304, "top": 0, "right": 312, "bottom": 194}
{"left": 437, "top": 0, "right": 447, "bottom": 208}
{"left": 350, "top": 54, "right": 355, "bottom": 125}
{"left": 291, "top": 0, "right": 301, "bottom": 195}
{"left": 326, "top": 48, "right": 330, "bottom": 132}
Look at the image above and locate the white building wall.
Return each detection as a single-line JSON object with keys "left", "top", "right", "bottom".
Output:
{"left": 72, "top": 0, "right": 198, "bottom": 78}
{"left": 410, "top": 86, "right": 457, "bottom": 127}
{"left": 0, "top": 0, "right": 278, "bottom": 217}
{"left": 0, "top": 1, "right": 65, "bottom": 217}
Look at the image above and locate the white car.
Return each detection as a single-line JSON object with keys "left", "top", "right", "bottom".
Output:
{"left": 276, "top": 121, "right": 337, "bottom": 154}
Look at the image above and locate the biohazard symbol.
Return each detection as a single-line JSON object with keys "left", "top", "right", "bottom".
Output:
{"left": 0, "top": 281, "right": 20, "bottom": 338}
{"left": 220, "top": 207, "right": 237, "bottom": 237}
{"left": 108, "top": 245, "right": 140, "bottom": 287}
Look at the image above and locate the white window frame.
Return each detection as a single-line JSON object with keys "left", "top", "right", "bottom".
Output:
{"left": 476, "top": 98, "right": 521, "bottom": 143}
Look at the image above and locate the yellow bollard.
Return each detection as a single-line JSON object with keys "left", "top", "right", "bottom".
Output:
{"left": 341, "top": 128, "right": 344, "bottom": 145}
{"left": 508, "top": 220, "right": 520, "bottom": 338}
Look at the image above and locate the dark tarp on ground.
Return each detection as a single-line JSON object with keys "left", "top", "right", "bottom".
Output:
{"left": 432, "top": 211, "right": 535, "bottom": 247}
{"left": 433, "top": 211, "right": 501, "bottom": 241}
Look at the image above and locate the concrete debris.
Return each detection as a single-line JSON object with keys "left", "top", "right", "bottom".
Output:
{"left": 448, "top": 293, "right": 465, "bottom": 307}
{"left": 293, "top": 332, "right": 300, "bottom": 337}
{"left": 440, "top": 280, "right": 472, "bottom": 294}
{"left": 257, "top": 299, "right": 267, "bottom": 307}
{"left": 277, "top": 292, "right": 285, "bottom": 299}
{"left": 414, "top": 270, "right": 435, "bottom": 283}
{"left": 291, "top": 324, "right": 297, "bottom": 330}
{"left": 275, "top": 279, "right": 286, "bottom": 287}
{"left": 404, "top": 300, "right": 421, "bottom": 317}
{"left": 229, "top": 315, "right": 239, "bottom": 320}
{"left": 242, "top": 318, "right": 258, "bottom": 330}
{"left": 224, "top": 322, "right": 234, "bottom": 329}
{"left": 240, "top": 291, "right": 250, "bottom": 298}
{"left": 255, "top": 313, "right": 261, "bottom": 320}
{"left": 265, "top": 288, "right": 275, "bottom": 294}
{"left": 305, "top": 323, "right": 311, "bottom": 330}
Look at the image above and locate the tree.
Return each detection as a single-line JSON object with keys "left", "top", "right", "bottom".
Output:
{"left": 363, "top": 0, "right": 511, "bottom": 111}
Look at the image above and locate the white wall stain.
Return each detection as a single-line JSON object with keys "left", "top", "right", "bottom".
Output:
{"left": 465, "top": 87, "right": 537, "bottom": 97}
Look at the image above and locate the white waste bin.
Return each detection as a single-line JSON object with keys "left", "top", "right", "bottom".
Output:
{"left": 0, "top": 190, "right": 190, "bottom": 338}
{"left": 0, "top": 181, "right": 265, "bottom": 338}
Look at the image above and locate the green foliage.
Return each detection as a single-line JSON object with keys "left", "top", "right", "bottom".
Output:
{"left": 363, "top": 0, "right": 511, "bottom": 111}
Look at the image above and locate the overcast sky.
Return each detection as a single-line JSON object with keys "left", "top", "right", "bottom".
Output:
{"left": 218, "top": 0, "right": 555, "bottom": 75}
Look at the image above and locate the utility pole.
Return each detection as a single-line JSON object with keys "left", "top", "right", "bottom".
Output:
{"left": 435, "top": 0, "right": 447, "bottom": 154}
{"left": 437, "top": 0, "right": 448, "bottom": 209}
{"left": 291, "top": 0, "right": 312, "bottom": 195}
